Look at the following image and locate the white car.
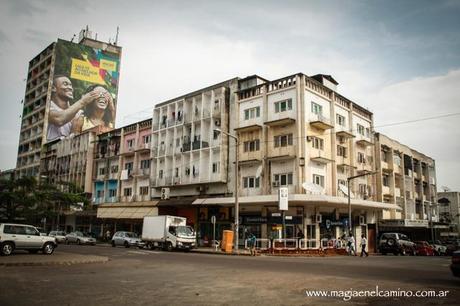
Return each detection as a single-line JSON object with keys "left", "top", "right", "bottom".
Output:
{"left": 111, "top": 231, "right": 144, "bottom": 248}
{"left": 65, "top": 231, "right": 96, "bottom": 245}
{"left": 0, "top": 223, "right": 57, "bottom": 256}
{"left": 49, "top": 231, "right": 67, "bottom": 243}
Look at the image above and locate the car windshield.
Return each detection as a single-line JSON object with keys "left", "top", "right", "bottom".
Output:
{"left": 175, "top": 226, "right": 194, "bottom": 236}
{"left": 125, "top": 232, "right": 138, "bottom": 238}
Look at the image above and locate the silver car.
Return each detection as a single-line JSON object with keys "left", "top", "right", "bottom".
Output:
{"left": 111, "top": 231, "right": 143, "bottom": 248}
{"left": 49, "top": 231, "right": 67, "bottom": 243}
{"left": 65, "top": 231, "right": 96, "bottom": 245}
{"left": 0, "top": 223, "right": 57, "bottom": 256}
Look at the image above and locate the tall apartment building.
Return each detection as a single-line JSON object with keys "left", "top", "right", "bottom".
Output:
{"left": 375, "top": 133, "right": 439, "bottom": 239}
{"left": 15, "top": 29, "right": 122, "bottom": 178}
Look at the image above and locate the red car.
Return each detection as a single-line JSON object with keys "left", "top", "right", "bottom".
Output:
{"left": 415, "top": 241, "right": 435, "bottom": 256}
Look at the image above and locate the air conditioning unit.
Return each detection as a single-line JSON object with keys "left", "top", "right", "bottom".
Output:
{"left": 315, "top": 214, "right": 322, "bottom": 223}
{"left": 272, "top": 181, "right": 280, "bottom": 187}
{"left": 215, "top": 119, "right": 221, "bottom": 127}
{"left": 359, "top": 215, "right": 366, "bottom": 225}
{"left": 161, "top": 187, "right": 170, "bottom": 200}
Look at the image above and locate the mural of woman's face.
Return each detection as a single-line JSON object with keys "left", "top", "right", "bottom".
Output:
{"left": 92, "top": 86, "right": 109, "bottom": 110}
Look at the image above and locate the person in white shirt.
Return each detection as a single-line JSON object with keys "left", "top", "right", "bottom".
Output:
{"left": 348, "top": 233, "right": 356, "bottom": 256}
{"left": 360, "top": 234, "right": 369, "bottom": 257}
{"left": 46, "top": 75, "right": 99, "bottom": 141}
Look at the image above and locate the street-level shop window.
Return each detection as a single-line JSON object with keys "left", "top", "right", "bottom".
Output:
{"left": 313, "top": 174, "right": 325, "bottom": 187}
{"left": 139, "top": 186, "right": 149, "bottom": 195}
{"left": 123, "top": 188, "right": 132, "bottom": 197}
{"left": 274, "top": 173, "right": 293, "bottom": 186}
{"left": 274, "top": 134, "right": 293, "bottom": 148}
{"left": 275, "top": 99, "right": 292, "bottom": 113}
{"left": 243, "top": 176, "right": 260, "bottom": 188}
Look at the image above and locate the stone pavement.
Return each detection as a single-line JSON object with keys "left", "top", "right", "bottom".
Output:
{"left": 0, "top": 251, "right": 108, "bottom": 266}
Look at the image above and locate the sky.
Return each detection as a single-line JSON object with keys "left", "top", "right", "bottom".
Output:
{"left": 0, "top": 0, "right": 459, "bottom": 190}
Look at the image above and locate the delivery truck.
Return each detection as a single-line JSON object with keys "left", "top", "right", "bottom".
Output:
{"left": 142, "top": 215, "right": 196, "bottom": 251}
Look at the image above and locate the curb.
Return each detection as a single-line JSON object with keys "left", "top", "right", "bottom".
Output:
{"left": 0, "top": 256, "right": 109, "bottom": 267}
{"left": 190, "top": 250, "right": 253, "bottom": 256}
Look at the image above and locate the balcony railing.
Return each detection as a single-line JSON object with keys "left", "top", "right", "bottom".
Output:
{"left": 309, "top": 113, "right": 333, "bottom": 130}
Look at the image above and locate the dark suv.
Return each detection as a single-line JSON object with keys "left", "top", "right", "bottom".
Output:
{"left": 379, "top": 233, "right": 416, "bottom": 256}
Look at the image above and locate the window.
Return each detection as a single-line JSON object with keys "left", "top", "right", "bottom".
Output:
{"left": 274, "top": 99, "right": 293, "bottom": 113}
{"left": 25, "top": 226, "right": 39, "bottom": 236}
{"left": 139, "top": 186, "right": 149, "bottom": 195}
{"left": 383, "top": 175, "right": 389, "bottom": 187}
{"left": 311, "top": 102, "right": 322, "bottom": 115}
{"left": 313, "top": 174, "right": 324, "bottom": 187}
{"left": 111, "top": 165, "right": 118, "bottom": 173}
{"left": 140, "top": 159, "right": 150, "bottom": 169}
{"left": 98, "top": 167, "right": 106, "bottom": 175}
{"left": 337, "top": 145, "right": 347, "bottom": 157}
{"left": 338, "top": 179, "right": 346, "bottom": 187}
{"left": 127, "top": 139, "right": 134, "bottom": 148}
{"left": 243, "top": 176, "right": 260, "bottom": 188}
{"left": 336, "top": 114, "right": 346, "bottom": 126}
{"left": 357, "top": 152, "right": 366, "bottom": 164}
{"left": 311, "top": 137, "right": 324, "bottom": 150}
{"left": 244, "top": 139, "right": 260, "bottom": 152}
{"left": 359, "top": 184, "right": 367, "bottom": 195}
{"left": 159, "top": 170, "right": 163, "bottom": 179}
{"left": 108, "top": 189, "right": 117, "bottom": 197}
{"left": 176, "top": 138, "right": 181, "bottom": 147}
{"left": 125, "top": 162, "right": 133, "bottom": 170}
{"left": 274, "top": 134, "right": 293, "bottom": 148}
{"left": 143, "top": 135, "right": 151, "bottom": 144}
{"left": 244, "top": 106, "right": 260, "bottom": 120}
{"left": 365, "top": 128, "right": 371, "bottom": 138}
{"left": 212, "top": 162, "right": 220, "bottom": 173}
{"left": 96, "top": 190, "right": 104, "bottom": 198}
{"left": 274, "top": 173, "right": 293, "bottom": 186}
{"left": 123, "top": 188, "right": 132, "bottom": 196}
{"left": 357, "top": 124, "right": 365, "bottom": 136}
{"left": 393, "top": 155, "right": 401, "bottom": 166}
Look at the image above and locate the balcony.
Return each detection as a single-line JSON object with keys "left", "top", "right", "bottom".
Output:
{"left": 267, "top": 146, "right": 296, "bottom": 160}
{"left": 240, "top": 150, "right": 263, "bottom": 163}
{"left": 108, "top": 172, "right": 119, "bottom": 180}
{"left": 335, "top": 126, "right": 354, "bottom": 138}
{"left": 136, "top": 142, "right": 151, "bottom": 152}
{"left": 309, "top": 114, "right": 333, "bottom": 130}
{"left": 137, "top": 194, "right": 150, "bottom": 202}
{"left": 105, "top": 196, "right": 119, "bottom": 203}
{"left": 382, "top": 186, "right": 391, "bottom": 196}
{"left": 93, "top": 197, "right": 104, "bottom": 205}
{"left": 310, "top": 151, "right": 333, "bottom": 164}
{"left": 235, "top": 123, "right": 263, "bottom": 133}
{"left": 136, "top": 168, "right": 150, "bottom": 177}
{"left": 356, "top": 134, "right": 373, "bottom": 147}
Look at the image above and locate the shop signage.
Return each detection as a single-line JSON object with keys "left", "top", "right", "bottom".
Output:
{"left": 243, "top": 216, "right": 268, "bottom": 224}
{"left": 278, "top": 187, "right": 288, "bottom": 211}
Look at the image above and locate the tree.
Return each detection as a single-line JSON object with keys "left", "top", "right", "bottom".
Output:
{"left": 0, "top": 177, "right": 37, "bottom": 222}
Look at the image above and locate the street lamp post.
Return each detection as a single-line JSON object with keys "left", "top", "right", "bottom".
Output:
{"left": 347, "top": 171, "right": 377, "bottom": 236}
{"left": 214, "top": 128, "right": 240, "bottom": 251}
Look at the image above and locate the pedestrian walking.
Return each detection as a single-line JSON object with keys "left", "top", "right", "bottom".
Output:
{"left": 247, "top": 230, "right": 257, "bottom": 256}
{"left": 348, "top": 233, "right": 356, "bottom": 256}
{"left": 105, "top": 229, "right": 111, "bottom": 242}
{"left": 360, "top": 234, "right": 369, "bottom": 257}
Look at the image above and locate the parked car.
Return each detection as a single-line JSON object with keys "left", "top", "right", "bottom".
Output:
{"left": 111, "top": 231, "right": 144, "bottom": 248}
{"left": 378, "top": 233, "right": 416, "bottom": 256}
{"left": 48, "top": 231, "right": 67, "bottom": 244}
{"left": 0, "top": 223, "right": 57, "bottom": 256}
{"left": 444, "top": 240, "right": 460, "bottom": 256}
{"left": 428, "top": 240, "right": 447, "bottom": 256}
{"left": 451, "top": 251, "right": 460, "bottom": 277}
{"left": 414, "top": 241, "right": 435, "bottom": 256}
{"left": 65, "top": 231, "right": 96, "bottom": 245}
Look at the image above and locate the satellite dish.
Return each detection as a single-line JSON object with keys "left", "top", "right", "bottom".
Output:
{"left": 302, "top": 182, "right": 324, "bottom": 194}
{"left": 339, "top": 184, "right": 354, "bottom": 198}
{"left": 255, "top": 165, "right": 263, "bottom": 177}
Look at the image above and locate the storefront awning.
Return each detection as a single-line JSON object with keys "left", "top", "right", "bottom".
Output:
{"left": 192, "top": 194, "right": 402, "bottom": 211}
{"left": 97, "top": 201, "right": 159, "bottom": 219}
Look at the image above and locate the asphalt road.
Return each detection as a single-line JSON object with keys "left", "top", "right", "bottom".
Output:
{"left": 0, "top": 245, "right": 459, "bottom": 306}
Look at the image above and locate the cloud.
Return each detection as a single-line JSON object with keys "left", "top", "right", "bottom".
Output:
{"left": 366, "top": 70, "right": 460, "bottom": 190}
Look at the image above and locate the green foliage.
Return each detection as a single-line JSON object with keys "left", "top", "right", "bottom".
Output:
{"left": 0, "top": 177, "right": 88, "bottom": 223}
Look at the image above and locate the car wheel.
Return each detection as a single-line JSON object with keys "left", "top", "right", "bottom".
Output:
{"left": 111, "top": 241, "right": 116, "bottom": 247}
{"left": 386, "top": 238, "right": 396, "bottom": 246}
{"left": 165, "top": 242, "right": 173, "bottom": 252}
{"left": 124, "top": 241, "right": 130, "bottom": 248}
{"left": 42, "top": 243, "right": 55, "bottom": 255}
{"left": 76, "top": 239, "right": 81, "bottom": 245}
{"left": 1, "top": 242, "right": 15, "bottom": 256}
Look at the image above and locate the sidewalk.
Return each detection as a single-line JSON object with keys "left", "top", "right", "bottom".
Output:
{"left": 0, "top": 251, "right": 108, "bottom": 267}
{"left": 190, "top": 247, "right": 253, "bottom": 256}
